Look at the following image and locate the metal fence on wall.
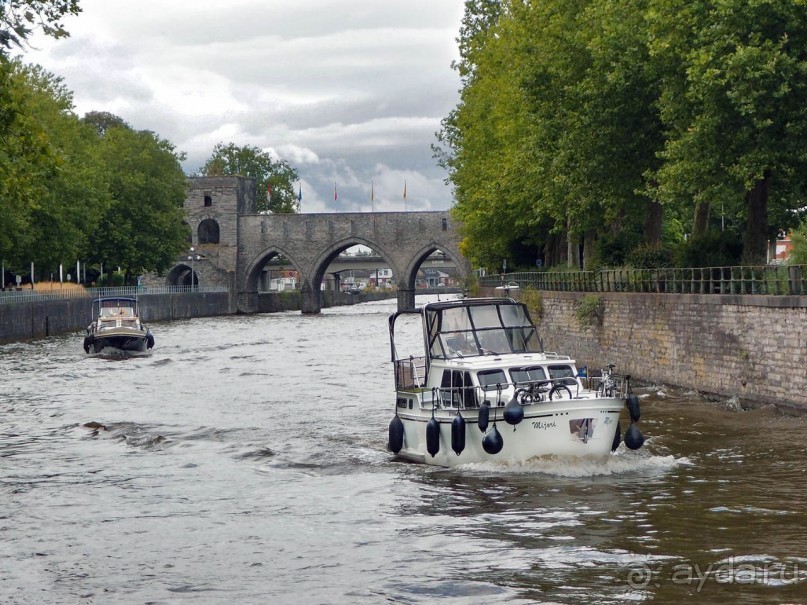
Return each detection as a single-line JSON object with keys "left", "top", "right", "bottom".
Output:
{"left": 0, "top": 285, "right": 229, "bottom": 305}
{"left": 480, "top": 265, "right": 807, "bottom": 296}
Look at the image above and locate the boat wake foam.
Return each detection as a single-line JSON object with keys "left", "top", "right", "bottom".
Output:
{"left": 453, "top": 449, "right": 689, "bottom": 478}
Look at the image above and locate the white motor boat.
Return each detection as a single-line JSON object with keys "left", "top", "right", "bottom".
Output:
{"left": 387, "top": 297, "right": 644, "bottom": 466}
{"left": 83, "top": 297, "right": 154, "bottom": 354}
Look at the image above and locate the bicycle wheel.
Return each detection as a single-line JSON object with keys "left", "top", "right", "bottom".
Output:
{"left": 549, "top": 384, "right": 572, "bottom": 401}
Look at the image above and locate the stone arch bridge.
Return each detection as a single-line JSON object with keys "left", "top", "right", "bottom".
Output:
{"left": 161, "top": 176, "right": 471, "bottom": 313}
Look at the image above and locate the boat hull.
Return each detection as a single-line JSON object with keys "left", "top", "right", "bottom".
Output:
{"left": 394, "top": 398, "right": 623, "bottom": 466}
{"left": 86, "top": 329, "right": 151, "bottom": 354}
{"left": 84, "top": 297, "right": 155, "bottom": 354}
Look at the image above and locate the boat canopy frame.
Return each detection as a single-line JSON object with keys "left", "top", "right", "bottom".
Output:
{"left": 389, "top": 298, "right": 545, "bottom": 386}
{"left": 92, "top": 297, "right": 140, "bottom": 320}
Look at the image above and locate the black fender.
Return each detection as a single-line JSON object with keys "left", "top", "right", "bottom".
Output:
{"left": 451, "top": 413, "right": 466, "bottom": 455}
{"left": 388, "top": 415, "right": 404, "bottom": 454}
{"left": 482, "top": 424, "right": 504, "bottom": 455}
{"left": 426, "top": 417, "right": 440, "bottom": 457}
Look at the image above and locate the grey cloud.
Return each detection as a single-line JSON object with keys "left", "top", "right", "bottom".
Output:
{"left": 23, "top": 0, "right": 463, "bottom": 210}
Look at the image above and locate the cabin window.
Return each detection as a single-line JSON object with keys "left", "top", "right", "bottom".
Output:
{"left": 548, "top": 364, "right": 577, "bottom": 385}
{"left": 469, "top": 305, "right": 501, "bottom": 329}
{"left": 440, "top": 370, "right": 457, "bottom": 407}
{"left": 442, "top": 306, "right": 473, "bottom": 331}
{"left": 430, "top": 337, "right": 447, "bottom": 359}
{"left": 462, "top": 371, "right": 476, "bottom": 408}
{"left": 505, "top": 327, "right": 542, "bottom": 352}
{"left": 204, "top": 194, "right": 212, "bottom": 207}
{"left": 442, "top": 333, "right": 479, "bottom": 357}
{"left": 440, "top": 370, "right": 476, "bottom": 408}
{"left": 500, "top": 304, "right": 531, "bottom": 327}
{"left": 477, "top": 328, "right": 510, "bottom": 354}
{"left": 509, "top": 366, "right": 547, "bottom": 386}
{"left": 478, "top": 369, "right": 507, "bottom": 392}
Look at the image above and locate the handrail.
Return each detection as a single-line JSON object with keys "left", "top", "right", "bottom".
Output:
{"left": 481, "top": 265, "right": 807, "bottom": 296}
{"left": 0, "top": 285, "right": 229, "bottom": 305}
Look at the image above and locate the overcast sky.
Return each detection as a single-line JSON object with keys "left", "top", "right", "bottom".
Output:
{"left": 23, "top": 0, "right": 465, "bottom": 213}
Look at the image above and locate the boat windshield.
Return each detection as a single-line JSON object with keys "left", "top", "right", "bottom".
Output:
{"left": 95, "top": 298, "right": 139, "bottom": 319}
{"left": 426, "top": 300, "right": 542, "bottom": 359}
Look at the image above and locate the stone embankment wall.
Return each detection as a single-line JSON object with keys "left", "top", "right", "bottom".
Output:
{"left": 483, "top": 289, "right": 807, "bottom": 412}
{"left": 0, "top": 292, "right": 232, "bottom": 343}
{"left": 0, "top": 291, "right": 395, "bottom": 344}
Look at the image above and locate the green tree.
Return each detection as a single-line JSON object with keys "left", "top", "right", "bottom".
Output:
{"left": 198, "top": 142, "right": 299, "bottom": 213}
{"left": 86, "top": 121, "right": 188, "bottom": 280}
{"left": 0, "top": 58, "right": 41, "bottom": 265}
{"left": 82, "top": 110, "right": 130, "bottom": 136}
{"left": 0, "top": 0, "right": 80, "bottom": 54}
{"left": 439, "top": 1, "right": 543, "bottom": 271}
{"left": 789, "top": 222, "right": 807, "bottom": 266}
{"left": 0, "top": 59, "right": 108, "bottom": 273}
{"left": 442, "top": 0, "right": 807, "bottom": 270}
{"left": 648, "top": 0, "right": 807, "bottom": 264}
{"left": 441, "top": 0, "right": 666, "bottom": 271}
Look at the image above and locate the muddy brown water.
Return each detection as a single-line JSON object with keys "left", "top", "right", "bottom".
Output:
{"left": 1, "top": 297, "right": 805, "bottom": 604}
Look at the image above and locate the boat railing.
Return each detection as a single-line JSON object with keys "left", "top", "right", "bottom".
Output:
{"left": 433, "top": 372, "right": 630, "bottom": 410}
{"left": 512, "top": 378, "right": 582, "bottom": 402}
{"left": 434, "top": 377, "right": 583, "bottom": 410}
{"left": 585, "top": 372, "right": 631, "bottom": 398}
{"left": 394, "top": 356, "right": 427, "bottom": 391}
{"left": 543, "top": 352, "right": 573, "bottom": 360}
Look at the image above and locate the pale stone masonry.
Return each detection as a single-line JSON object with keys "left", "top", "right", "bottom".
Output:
{"left": 153, "top": 175, "right": 471, "bottom": 313}
{"left": 491, "top": 289, "right": 807, "bottom": 411}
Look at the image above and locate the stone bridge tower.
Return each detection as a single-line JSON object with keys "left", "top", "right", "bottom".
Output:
{"left": 165, "top": 176, "right": 470, "bottom": 313}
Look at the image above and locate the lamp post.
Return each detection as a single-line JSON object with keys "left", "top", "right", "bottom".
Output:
{"left": 188, "top": 247, "right": 200, "bottom": 291}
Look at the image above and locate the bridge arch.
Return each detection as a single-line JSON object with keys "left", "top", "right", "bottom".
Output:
{"left": 396, "top": 242, "right": 469, "bottom": 310}
{"left": 238, "top": 246, "right": 304, "bottom": 313}
{"left": 303, "top": 237, "right": 402, "bottom": 313}
{"left": 166, "top": 262, "right": 196, "bottom": 287}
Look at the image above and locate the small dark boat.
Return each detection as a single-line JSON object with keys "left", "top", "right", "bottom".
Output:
{"left": 83, "top": 297, "right": 154, "bottom": 354}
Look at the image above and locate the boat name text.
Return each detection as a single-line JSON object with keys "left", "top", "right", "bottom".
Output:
{"left": 532, "top": 420, "right": 557, "bottom": 430}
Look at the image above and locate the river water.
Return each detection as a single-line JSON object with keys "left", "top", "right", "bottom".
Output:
{"left": 1, "top": 297, "right": 806, "bottom": 604}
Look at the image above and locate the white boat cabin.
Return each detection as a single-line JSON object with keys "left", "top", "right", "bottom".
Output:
{"left": 390, "top": 298, "right": 589, "bottom": 413}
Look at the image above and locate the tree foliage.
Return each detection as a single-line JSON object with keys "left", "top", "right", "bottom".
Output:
{"left": 198, "top": 142, "right": 299, "bottom": 213}
{"left": 1, "top": 58, "right": 189, "bottom": 283}
{"left": 85, "top": 123, "right": 189, "bottom": 278}
{"left": 789, "top": 221, "right": 807, "bottom": 266}
{"left": 83, "top": 110, "right": 130, "bottom": 136}
{"left": 440, "top": 0, "right": 807, "bottom": 271}
{"left": 0, "top": 59, "right": 108, "bottom": 271}
{"left": 647, "top": 0, "right": 807, "bottom": 263}
{"left": 0, "top": 0, "right": 81, "bottom": 54}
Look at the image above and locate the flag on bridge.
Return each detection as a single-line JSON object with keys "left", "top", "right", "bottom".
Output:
{"left": 334, "top": 182, "right": 338, "bottom": 201}
{"left": 403, "top": 180, "right": 407, "bottom": 200}
{"left": 266, "top": 182, "right": 272, "bottom": 198}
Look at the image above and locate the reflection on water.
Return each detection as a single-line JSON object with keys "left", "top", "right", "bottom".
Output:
{"left": 1, "top": 297, "right": 806, "bottom": 604}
